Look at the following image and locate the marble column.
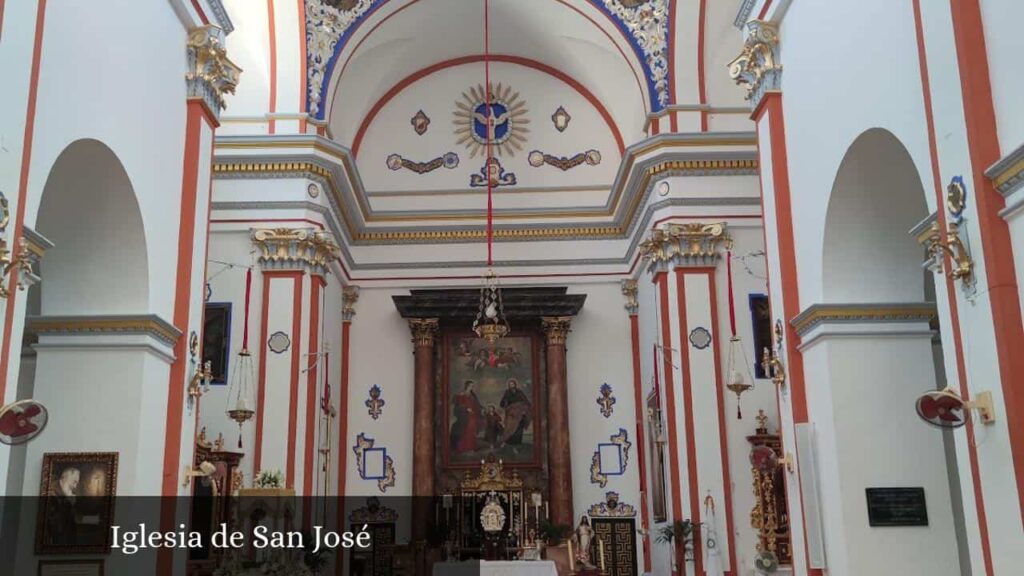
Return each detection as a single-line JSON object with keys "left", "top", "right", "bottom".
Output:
{"left": 542, "top": 316, "right": 574, "bottom": 527}
{"left": 409, "top": 318, "right": 439, "bottom": 540}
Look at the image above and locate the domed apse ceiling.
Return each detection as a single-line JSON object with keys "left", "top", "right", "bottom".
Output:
{"left": 303, "top": 0, "right": 672, "bottom": 232}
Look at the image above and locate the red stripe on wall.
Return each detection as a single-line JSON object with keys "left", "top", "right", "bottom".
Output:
{"left": 0, "top": 0, "right": 46, "bottom": 402}
{"left": 254, "top": 271, "right": 272, "bottom": 473}
{"left": 913, "top": 1, "right": 994, "bottom": 571}
{"left": 267, "top": 0, "right": 278, "bottom": 133}
{"left": 950, "top": 0, "right": 1024, "bottom": 525}
{"left": 303, "top": 275, "right": 324, "bottom": 525}
{"left": 287, "top": 273, "right": 304, "bottom": 486}
{"left": 674, "top": 269, "right": 703, "bottom": 576}
{"left": 190, "top": 0, "right": 209, "bottom": 24}
{"left": 629, "top": 314, "right": 653, "bottom": 573}
{"left": 656, "top": 272, "right": 684, "bottom": 575}
{"left": 706, "top": 270, "right": 738, "bottom": 574}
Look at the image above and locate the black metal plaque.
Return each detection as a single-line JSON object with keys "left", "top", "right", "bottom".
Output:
{"left": 865, "top": 487, "right": 929, "bottom": 527}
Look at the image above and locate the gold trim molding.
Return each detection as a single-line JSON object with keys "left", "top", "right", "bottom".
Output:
{"left": 639, "top": 222, "right": 731, "bottom": 271}
{"left": 252, "top": 227, "right": 340, "bottom": 273}
{"left": 790, "top": 303, "right": 938, "bottom": 337}
{"left": 27, "top": 315, "right": 182, "bottom": 347}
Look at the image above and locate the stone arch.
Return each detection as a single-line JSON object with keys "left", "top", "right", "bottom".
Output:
{"left": 822, "top": 128, "right": 930, "bottom": 303}
{"left": 34, "top": 138, "right": 148, "bottom": 314}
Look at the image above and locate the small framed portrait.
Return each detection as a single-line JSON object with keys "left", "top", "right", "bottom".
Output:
{"left": 38, "top": 559, "right": 104, "bottom": 576}
{"left": 36, "top": 452, "right": 118, "bottom": 555}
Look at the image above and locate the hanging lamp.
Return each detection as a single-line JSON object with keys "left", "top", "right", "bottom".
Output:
{"left": 226, "top": 267, "right": 257, "bottom": 447}
{"left": 724, "top": 250, "right": 755, "bottom": 418}
{"left": 471, "top": 0, "right": 510, "bottom": 345}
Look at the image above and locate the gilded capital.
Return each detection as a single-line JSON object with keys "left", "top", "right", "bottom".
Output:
{"left": 541, "top": 317, "right": 573, "bottom": 347}
{"left": 639, "top": 222, "right": 731, "bottom": 273}
{"left": 621, "top": 279, "right": 639, "bottom": 316}
{"left": 408, "top": 318, "right": 439, "bottom": 348}
{"left": 252, "top": 227, "right": 340, "bottom": 274}
{"left": 728, "top": 20, "right": 781, "bottom": 109}
{"left": 186, "top": 25, "right": 241, "bottom": 115}
{"left": 342, "top": 285, "right": 360, "bottom": 323}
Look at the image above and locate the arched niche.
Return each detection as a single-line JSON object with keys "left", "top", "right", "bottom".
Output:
{"left": 34, "top": 139, "right": 149, "bottom": 315}
{"left": 822, "top": 128, "right": 930, "bottom": 303}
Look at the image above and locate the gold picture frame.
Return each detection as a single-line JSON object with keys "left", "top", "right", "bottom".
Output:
{"left": 36, "top": 452, "right": 118, "bottom": 555}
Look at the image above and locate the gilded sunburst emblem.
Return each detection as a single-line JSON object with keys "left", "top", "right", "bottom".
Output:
{"left": 453, "top": 83, "right": 529, "bottom": 158}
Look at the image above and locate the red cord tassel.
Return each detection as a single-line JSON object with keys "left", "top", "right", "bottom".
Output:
{"left": 242, "top": 268, "right": 253, "bottom": 349}
{"left": 726, "top": 250, "right": 737, "bottom": 337}
{"left": 484, "top": 0, "right": 494, "bottom": 266}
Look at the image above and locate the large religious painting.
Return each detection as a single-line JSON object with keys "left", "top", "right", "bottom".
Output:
{"left": 36, "top": 452, "right": 118, "bottom": 555}
{"left": 443, "top": 333, "right": 542, "bottom": 468}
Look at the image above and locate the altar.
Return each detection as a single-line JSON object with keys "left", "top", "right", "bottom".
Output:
{"left": 432, "top": 560, "right": 559, "bottom": 576}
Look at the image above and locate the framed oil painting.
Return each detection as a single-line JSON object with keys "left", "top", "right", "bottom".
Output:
{"left": 36, "top": 452, "right": 118, "bottom": 555}
{"left": 443, "top": 333, "right": 542, "bottom": 468}
{"left": 38, "top": 560, "right": 104, "bottom": 576}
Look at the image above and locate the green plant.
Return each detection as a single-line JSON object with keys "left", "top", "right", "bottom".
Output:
{"left": 654, "top": 519, "right": 694, "bottom": 546}
{"left": 255, "top": 469, "right": 284, "bottom": 489}
{"left": 537, "top": 520, "right": 572, "bottom": 544}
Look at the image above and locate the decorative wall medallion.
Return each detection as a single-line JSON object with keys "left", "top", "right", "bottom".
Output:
{"left": 411, "top": 110, "right": 431, "bottom": 135}
{"left": 597, "top": 383, "right": 616, "bottom": 418}
{"left": 470, "top": 158, "right": 517, "bottom": 187}
{"left": 657, "top": 181, "right": 670, "bottom": 196}
{"left": 267, "top": 331, "right": 291, "bottom": 354}
{"left": 353, "top": 432, "right": 396, "bottom": 493}
{"left": 307, "top": 182, "right": 321, "bottom": 198}
{"left": 527, "top": 149, "right": 601, "bottom": 171}
{"left": 386, "top": 152, "right": 459, "bottom": 174}
{"left": 349, "top": 497, "right": 399, "bottom": 523}
{"left": 551, "top": 106, "right": 571, "bottom": 132}
{"left": 947, "top": 175, "right": 967, "bottom": 222}
{"left": 453, "top": 83, "right": 529, "bottom": 158}
{"left": 689, "top": 326, "right": 712, "bottom": 350}
{"left": 588, "top": 491, "right": 637, "bottom": 517}
{"left": 365, "top": 384, "right": 385, "bottom": 420}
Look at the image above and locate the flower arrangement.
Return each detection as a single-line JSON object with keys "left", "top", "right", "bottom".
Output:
{"left": 255, "top": 469, "right": 284, "bottom": 489}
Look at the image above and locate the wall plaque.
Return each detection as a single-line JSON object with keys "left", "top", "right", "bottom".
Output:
{"left": 865, "top": 487, "right": 928, "bottom": 527}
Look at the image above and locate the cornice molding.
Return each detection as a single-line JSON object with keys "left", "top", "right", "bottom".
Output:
{"left": 791, "top": 303, "right": 938, "bottom": 338}
{"left": 27, "top": 314, "right": 182, "bottom": 347}
{"left": 986, "top": 140, "right": 1024, "bottom": 198}
{"left": 734, "top": 0, "right": 758, "bottom": 28}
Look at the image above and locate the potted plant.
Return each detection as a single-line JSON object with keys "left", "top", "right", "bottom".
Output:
{"left": 654, "top": 519, "right": 695, "bottom": 571}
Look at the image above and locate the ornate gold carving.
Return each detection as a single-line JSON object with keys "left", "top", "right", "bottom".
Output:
{"left": 621, "top": 279, "right": 639, "bottom": 315}
{"left": 460, "top": 458, "right": 523, "bottom": 492}
{"left": 342, "top": 285, "right": 360, "bottom": 323}
{"left": 728, "top": 20, "right": 781, "bottom": 108}
{"left": 639, "top": 222, "right": 731, "bottom": 271}
{"left": 761, "top": 320, "right": 786, "bottom": 389}
{"left": 186, "top": 25, "right": 241, "bottom": 114}
{"left": 408, "top": 318, "right": 439, "bottom": 348}
{"left": 541, "top": 317, "right": 573, "bottom": 346}
{"left": 251, "top": 227, "right": 340, "bottom": 273}
{"left": 922, "top": 220, "right": 974, "bottom": 287}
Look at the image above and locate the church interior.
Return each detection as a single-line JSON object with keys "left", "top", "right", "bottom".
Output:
{"left": 1, "top": 0, "right": 1023, "bottom": 575}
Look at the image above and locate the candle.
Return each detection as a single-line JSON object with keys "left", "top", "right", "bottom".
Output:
{"left": 599, "top": 539, "right": 606, "bottom": 571}
{"left": 545, "top": 501, "right": 549, "bottom": 518}
{"left": 568, "top": 539, "right": 575, "bottom": 571}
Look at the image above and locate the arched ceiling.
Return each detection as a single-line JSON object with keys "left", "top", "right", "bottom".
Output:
{"left": 307, "top": 0, "right": 669, "bottom": 146}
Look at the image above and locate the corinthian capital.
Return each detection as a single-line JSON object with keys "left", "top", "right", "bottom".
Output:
{"left": 186, "top": 25, "right": 242, "bottom": 116}
{"left": 621, "top": 280, "right": 639, "bottom": 316}
{"left": 728, "top": 20, "right": 781, "bottom": 110}
{"left": 251, "top": 227, "right": 340, "bottom": 275}
{"left": 408, "top": 318, "right": 439, "bottom": 348}
{"left": 541, "top": 317, "right": 573, "bottom": 347}
{"left": 342, "top": 285, "right": 360, "bottom": 323}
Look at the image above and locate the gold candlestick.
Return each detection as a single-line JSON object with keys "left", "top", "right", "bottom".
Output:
{"left": 599, "top": 539, "right": 606, "bottom": 572}
{"left": 567, "top": 538, "right": 575, "bottom": 572}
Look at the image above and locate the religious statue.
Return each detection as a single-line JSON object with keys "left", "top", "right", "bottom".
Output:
{"left": 450, "top": 380, "right": 483, "bottom": 453}
{"left": 574, "top": 516, "right": 596, "bottom": 569}
{"left": 498, "top": 378, "right": 531, "bottom": 450}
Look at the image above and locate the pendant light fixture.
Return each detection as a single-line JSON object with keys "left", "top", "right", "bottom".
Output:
{"left": 226, "top": 267, "right": 257, "bottom": 447}
{"left": 471, "top": 0, "right": 510, "bottom": 345}
{"left": 725, "top": 250, "right": 755, "bottom": 418}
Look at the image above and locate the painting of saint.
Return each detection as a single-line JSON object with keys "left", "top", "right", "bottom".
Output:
{"left": 37, "top": 452, "right": 118, "bottom": 555}
{"left": 445, "top": 334, "right": 540, "bottom": 466}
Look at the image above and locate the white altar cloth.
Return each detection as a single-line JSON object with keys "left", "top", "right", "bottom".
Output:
{"left": 432, "top": 560, "right": 559, "bottom": 576}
